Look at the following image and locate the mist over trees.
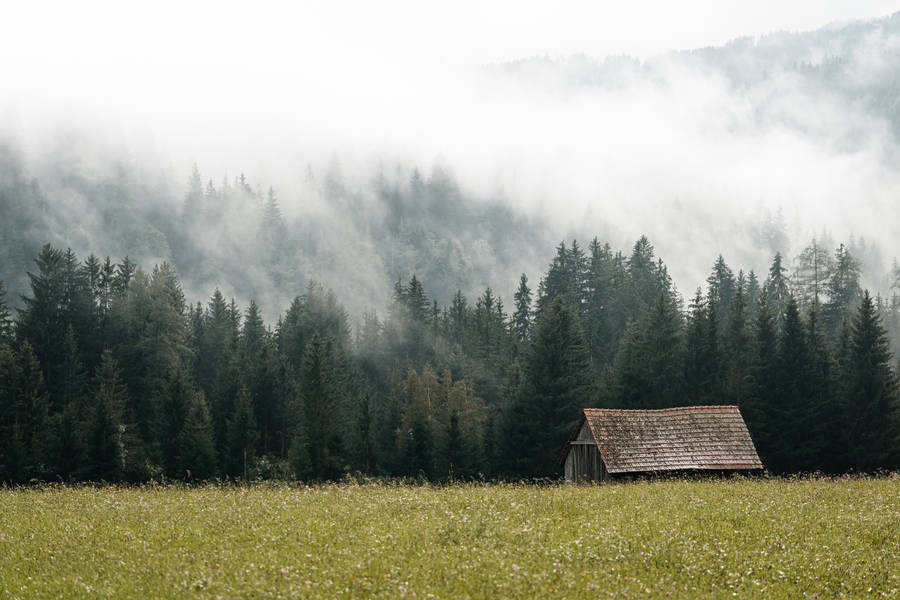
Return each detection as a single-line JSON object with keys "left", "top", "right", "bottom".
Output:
{"left": 0, "top": 145, "right": 549, "bottom": 326}
{"left": 1, "top": 230, "right": 898, "bottom": 483}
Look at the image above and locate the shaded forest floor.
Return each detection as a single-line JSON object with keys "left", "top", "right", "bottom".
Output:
{"left": 1, "top": 478, "right": 898, "bottom": 598}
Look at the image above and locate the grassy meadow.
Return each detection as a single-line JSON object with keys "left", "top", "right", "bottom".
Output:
{"left": 0, "top": 478, "right": 898, "bottom": 598}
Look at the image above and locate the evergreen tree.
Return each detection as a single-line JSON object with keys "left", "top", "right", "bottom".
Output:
{"left": 58, "top": 325, "right": 88, "bottom": 414}
{"left": 745, "top": 270, "right": 761, "bottom": 320}
{"left": 503, "top": 297, "right": 594, "bottom": 477}
{"left": 626, "top": 235, "right": 659, "bottom": 319}
{"left": 195, "top": 289, "right": 239, "bottom": 454}
{"left": 707, "top": 255, "right": 736, "bottom": 324}
{"left": 744, "top": 294, "right": 779, "bottom": 468}
{"left": 824, "top": 244, "right": 861, "bottom": 337}
{"left": 512, "top": 274, "right": 533, "bottom": 348}
{"left": 844, "top": 291, "right": 899, "bottom": 471}
{"left": 611, "top": 293, "right": 683, "bottom": 409}
{"left": 112, "top": 263, "right": 189, "bottom": 453}
{"left": 609, "top": 318, "right": 649, "bottom": 409}
{"left": 723, "top": 282, "right": 752, "bottom": 406}
{"left": 227, "top": 385, "right": 260, "bottom": 479}
{"left": 17, "top": 244, "right": 66, "bottom": 396}
{"left": 765, "top": 253, "right": 791, "bottom": 325}
{"left": 355, "top": 392, "right": 375, "bottom": 475}
{"left": 178, "top": 392, "right": 217, "bottom": 480}
{"left": 0, "top": 345, "right": 24, "bottom": 481}
{"left": 50, "top": 401, "right": 83, "bottom": 481}
{"left": 301, "top": 333, "right": 342, "bottom": 479}
{"left": 641, "top": 292, "right": 684, "bottom": 408}
{"left": 152, "top": 368, "right": 193, "bottom": 477}
{"left": 537, "top": 242, "right": 574, "bottom": 315}
{"left": 830, "top": 319, "right": 854, "bottom": 471}
{"left": 806, "top": 306, "right": 839, "bottom": 473}
{"left": 86, "top": 350, "right": 129, "bottom": 481}
{"left": 14, "top": 342, "right": 51, "bottom": 479}
{"left": 584, "top": 238, "right": 614, "bottom": 369}
{"left": 444, "top": 290, "right": 466, "bottom": 349}
{"left": 288, "top": 414, "right": 311, "bottom": 479}
{"left": 772, "top": 297, "right": 817, "bottom": 473}
{"left": 683, "top": 289, "right": 720, "bottom": 405}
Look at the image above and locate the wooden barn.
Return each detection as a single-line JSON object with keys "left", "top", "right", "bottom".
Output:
{"left": 558, "top": 406, "right": 763, "bottom": 483}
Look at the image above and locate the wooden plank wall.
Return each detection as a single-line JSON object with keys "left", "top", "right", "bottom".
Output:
{"left": 565, "top": 440, "right": 606, "bottom": 483}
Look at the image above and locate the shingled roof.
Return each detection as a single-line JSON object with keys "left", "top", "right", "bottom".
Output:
{"left": 560, "top": 406, "right": 763, "bottom": 473}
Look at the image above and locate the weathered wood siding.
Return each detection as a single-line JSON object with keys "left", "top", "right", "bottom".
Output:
{"left": 564, "top": 421, "right": 607, "bottom": 483}
{"left": 575, "top": 421, "right": 594, "bottom": 441}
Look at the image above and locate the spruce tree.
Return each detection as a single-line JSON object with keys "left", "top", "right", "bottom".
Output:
{"left": 765, "top": 253, "right": 790, "bottom": 326}
{"left": 17, "top": 244, "right": 65, "bottom": 396}
{"left": 707, "top": 255, "right": 736, "bottom": 325}
{"left": 611, "top": 293, "right": 683, "bottom": 409}
{"left": 773, "top": 297, "right": 816, "bottom": 473}
{"left": 724, "top": 281, "right": 752, "bottom": 406}
{"left": 626, "top": 235, "right": 659, "bottom": 319}
{"left": 15, "top": 342, "right": 51, "bottom": 479}
{"left": 830, "top": 319, "right": 854, "bottom": 471}
{"left": 177, "top": 392, "right": 217, "bottom": 480}
{"left": 745, "top": 270, "right": 761, "bottom": 320}
{"left": 584, "top": 238, "right": 614, "bottom": 369}
{"left": 58, "top": 325, "right": 88, "bottom": 414}
{"left": 51, "top": 400, "right": 83, "bottom": 481}
{"left": 745, "top": 294, "right": 778, "bottom": 468}
{"left": 806, "top": 306, "right": 839, "bottom": 473}
{"left": 642, "top": 292, "right": 684, "bottom": 408}
{"left": 824, "top": 244, "right": 861, "bottom": 337}
{"left": 684, "top": 289, "right": 720, "bottom": 405}
{"left": 844, "top": 291, "right": 899, "bottom": 471}
{"left": 512, "top": 274, "right": 533, "bottom": 348}
{"left": 504, "top": 297, "right": 594, "bottom": 477}
{"left": 301, "top": 333, "right": 342, "bottom": 479}
{"left": 227, "top": 385, "right": 260, "bottom": 479}
{"left": 85, "top": 350, "right": 129, "bottom": 481}
{"left": 0, "top": 345, "right": 23, "bottom": 481}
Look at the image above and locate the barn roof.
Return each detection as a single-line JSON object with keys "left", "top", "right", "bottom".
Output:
{"left": 559, "top": 406, "right": 763, "bottom": 473}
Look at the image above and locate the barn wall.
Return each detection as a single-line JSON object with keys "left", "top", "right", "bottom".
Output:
{"left": 565, "top": 441, "right": 606, "bottom": 483}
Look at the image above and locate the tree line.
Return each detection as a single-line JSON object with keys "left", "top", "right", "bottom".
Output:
{"left": 0, "top": 235, "right": 898, "bottom": 483}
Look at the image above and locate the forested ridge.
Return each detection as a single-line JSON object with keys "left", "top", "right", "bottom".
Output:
{"left": 1, "top": 225, "right": 898, "bottom": 483}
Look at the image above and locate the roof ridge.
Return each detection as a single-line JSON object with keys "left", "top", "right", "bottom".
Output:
{"left": 583, "top": 405, "right": 740, "bottom": 413}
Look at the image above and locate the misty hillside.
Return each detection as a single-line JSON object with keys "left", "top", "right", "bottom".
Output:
{"left": 500, "top": 12, "right": 900, "bottom": 136}
{"left": 0, "top": 144, "right": 551, "bottom": 321}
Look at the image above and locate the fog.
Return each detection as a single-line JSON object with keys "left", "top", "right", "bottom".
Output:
{"left": 4, "top": 2, "right": 900, "bottom": 318}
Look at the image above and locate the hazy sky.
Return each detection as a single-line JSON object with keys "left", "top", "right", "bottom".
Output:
{"left": 5, "top": 1, "right": 899, "bottom": 113}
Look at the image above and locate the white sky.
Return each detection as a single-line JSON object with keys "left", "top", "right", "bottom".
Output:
{"left": 4, "top": 1, "right": 899, "bottom": 98}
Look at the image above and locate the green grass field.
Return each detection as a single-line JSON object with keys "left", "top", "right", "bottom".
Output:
{"left": 1, "top": 478, "right": 898, "bottom": 598}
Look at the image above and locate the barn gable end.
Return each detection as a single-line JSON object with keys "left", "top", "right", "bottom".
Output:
{"left": 563, "top": 419, "right": 608, "bottom": 482}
